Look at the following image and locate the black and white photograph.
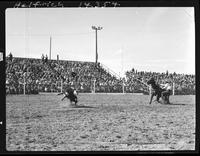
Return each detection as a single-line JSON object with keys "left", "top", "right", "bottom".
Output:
{"left": 3, "top": 1, "right": 197, "bottom": 153}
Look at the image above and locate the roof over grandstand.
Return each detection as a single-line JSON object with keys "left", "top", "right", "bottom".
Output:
{"left": 6, "top": 7, "right": 195, "bottom": 75}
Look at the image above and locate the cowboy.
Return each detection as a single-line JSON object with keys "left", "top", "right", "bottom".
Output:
{"left": 58, "top": 85, "right": 78, "bottom": 105}
{"left": 160, "top": 80, "right": 172, "bottom": 104}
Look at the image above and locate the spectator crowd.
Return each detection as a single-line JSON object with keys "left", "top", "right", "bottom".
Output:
{"left": 125, "top": 68, "right": 195, "bottom": 95}
{"left": 6, "top": 54, "right": 195, "bottom": 95}
{"left": 6, "top": 55, "right": 122, "bottom": 94}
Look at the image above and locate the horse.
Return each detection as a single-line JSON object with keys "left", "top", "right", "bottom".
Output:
{"left": 147, "top": 78, "right": 168, "bottom": 104}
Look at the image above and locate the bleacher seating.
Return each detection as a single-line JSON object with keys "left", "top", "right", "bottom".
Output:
{"left": 6, "top": 57, "right": 195, "bottom": 95}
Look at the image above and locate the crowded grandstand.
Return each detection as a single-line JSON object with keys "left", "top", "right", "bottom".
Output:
{"left": 6, "top": 53, "right": 195, "bottom": 95}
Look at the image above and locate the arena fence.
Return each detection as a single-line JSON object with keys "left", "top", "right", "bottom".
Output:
{"left": 6, "top": 70, "right": 185, "bottom": 96}
{"left": 6, "top": 58, "right": 194, "bottom": 95}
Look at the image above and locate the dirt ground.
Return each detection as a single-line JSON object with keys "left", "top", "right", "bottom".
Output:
{"left": 6, "top": 93, "right": 196, "bottom": 151}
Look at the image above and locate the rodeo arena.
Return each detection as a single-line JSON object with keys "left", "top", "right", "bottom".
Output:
{"left": 6, "top": 51, "right": 196, "bottom": 151}
{"left": 5, "top": 8, "right": 196, "bottom": 152}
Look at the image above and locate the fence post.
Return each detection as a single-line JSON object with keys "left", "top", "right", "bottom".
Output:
{"left": 173, "top": 82, "right": 175, "bottom": 95}
{"left": 91, "top": 79, "right": 96, "bottom": 93}
{"left": 122, "top": 79, "right": 125, "bottom": 94}
{"left": 61, "top": 79, "right": 63, "bottom": 93}
{"left": 93, "top": 79, "right": 96, "bottom": 93}
{"left": 23, "top": 73, "right": 26, "bottom": 95}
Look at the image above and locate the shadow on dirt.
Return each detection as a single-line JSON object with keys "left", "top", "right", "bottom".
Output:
{"left": 162, "top": 103, "right": 187, "bottom": 106}
{"left": 71, "top": 105, "right": 97, "bottom": 109}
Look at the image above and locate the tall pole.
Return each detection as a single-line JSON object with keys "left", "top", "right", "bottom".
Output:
{"left": 91, "top": 26, "right": 102, "bottom": 93}
{"left": 92, "top": 26, "right": 103, "bottom": 64}
{"left": 49, "top": 36, "right": 52, "bottom": 60}
{"left": 95, "top": 29, "right": 98, "bottom": 64}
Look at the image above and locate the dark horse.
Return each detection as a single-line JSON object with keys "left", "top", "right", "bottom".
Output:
{"left": 147, "top": 77, "right": 167, "bottom": 104}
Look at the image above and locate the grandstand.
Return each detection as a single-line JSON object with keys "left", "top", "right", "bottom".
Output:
{"left": 6, "top": 57, "right": 122, "bottom": 94}
{"left": 6, "top": 57, "right": 195, "bottom": 95}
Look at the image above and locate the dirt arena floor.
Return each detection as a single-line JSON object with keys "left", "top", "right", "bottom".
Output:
{"left": 6, "top": 93, "right": 196, "bottom": 151}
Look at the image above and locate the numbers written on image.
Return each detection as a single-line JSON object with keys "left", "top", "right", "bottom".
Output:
{"left": 79, "top": 1, "right": 121, "bottom": 7}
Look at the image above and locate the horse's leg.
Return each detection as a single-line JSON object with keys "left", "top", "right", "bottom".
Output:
{"left": 155, "top": 91, "right": 161, "bottom": 103}
{"left": 161, "top": 94, "right": 166, "bottom": 104}
{"left": 166, "top": 95, "right": 170, "bottom": 104}
{"left": 61, "top": 96, "right": 66, "bottom": 101}
{"left": 75, "top": 97, "right": 78, "bottom": 105}
{"left": 149, "top": 93, "right": 154, "bottom": 104}
{"left": 156, "top": 94, "right": 160, "bottom": 103}
{"left": 166, "top": 92, "right": 170, "bottom": 104}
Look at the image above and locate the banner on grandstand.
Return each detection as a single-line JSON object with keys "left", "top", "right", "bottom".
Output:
{"left": 0, "top": 52, "right": 3, "bottom": 61}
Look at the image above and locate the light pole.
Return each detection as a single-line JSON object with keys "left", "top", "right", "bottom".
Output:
{"left": 91, "top": 26, "right": 102, "bottom": 93}
{"left": 92, "top": 26, "right": 102, "bottom": 64}
{"left": 49, "top": 36, "right": 52, "bottom": 60}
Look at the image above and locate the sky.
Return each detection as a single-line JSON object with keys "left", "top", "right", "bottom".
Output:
{"left": 6, "top": 7, "right": 195, "bottom": 76}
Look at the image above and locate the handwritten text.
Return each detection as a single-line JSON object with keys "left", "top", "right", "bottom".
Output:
{"left": 14, "top": 1, "right": 64, "bottom": 8}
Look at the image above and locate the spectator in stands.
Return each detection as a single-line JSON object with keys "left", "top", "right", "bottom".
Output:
{"left": 41, "top": 54, "right": 45, "bottom": 63}
{"left": 45, "top": 55, "right": 48, "bottom": 63}
{"left": 8, "top": 52, "right": 13, "bottom": 62}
